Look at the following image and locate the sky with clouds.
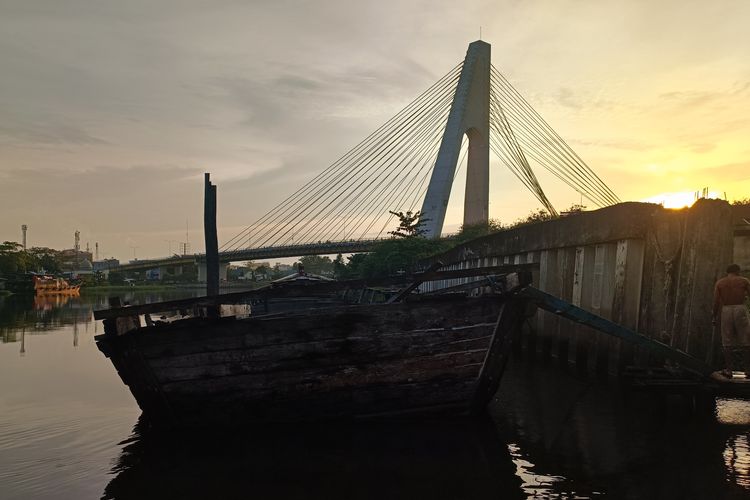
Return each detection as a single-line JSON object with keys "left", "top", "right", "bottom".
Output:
{"left": 1, "top": 0, "right": 748, "bottom": 260}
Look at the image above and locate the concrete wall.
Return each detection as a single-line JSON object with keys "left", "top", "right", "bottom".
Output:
{"left": 424, "top": 199, "right": 735, "bottom": 375}
{"left": 732, "top": 204, "right": 750, "bottom": 272}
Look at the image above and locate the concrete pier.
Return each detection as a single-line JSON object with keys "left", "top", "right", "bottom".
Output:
{"left": 424, "top": 200, "right": 739, "bottom": 375}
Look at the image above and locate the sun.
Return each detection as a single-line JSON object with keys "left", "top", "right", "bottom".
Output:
{"left": 642, "top": 191, "right": 723, "bottom": 209}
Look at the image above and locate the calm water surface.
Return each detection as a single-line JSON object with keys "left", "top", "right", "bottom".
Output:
{"left": 1, "top": 290, "right": 749, "bottom": 499}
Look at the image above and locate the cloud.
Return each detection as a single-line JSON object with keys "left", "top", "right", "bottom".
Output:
{"left": 0, "top": 122, "right": 107, "bottom": 146}
{"left": 554, "top": 87, "right": 583, "bottom": 110}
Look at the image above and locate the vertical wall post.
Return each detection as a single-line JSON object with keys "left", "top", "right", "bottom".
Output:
{"left": 204, "top": 173, "right": 220, "bottom": 297}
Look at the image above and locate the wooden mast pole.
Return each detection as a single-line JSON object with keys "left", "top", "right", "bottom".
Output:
{"left": 204, "top": 173, "right": 219, "bottom": 298}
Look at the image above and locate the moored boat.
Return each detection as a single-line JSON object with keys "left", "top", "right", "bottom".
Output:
{"left": 94, "top": 269, "right": 532, "bottom": 428}
{"left": 32, "top": 275, "right": 81, "bottom": 295}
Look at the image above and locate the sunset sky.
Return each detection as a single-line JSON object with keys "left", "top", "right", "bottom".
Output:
{"left": 1, "top": 0, "right": 748, "bottom": 260}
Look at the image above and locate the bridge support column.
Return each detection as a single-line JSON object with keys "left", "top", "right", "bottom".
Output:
{"left": 420, "top": 40, "right": 491, "bottom": 238}
{"left": 198, "top": 263, "right": 228, "bottom": 283}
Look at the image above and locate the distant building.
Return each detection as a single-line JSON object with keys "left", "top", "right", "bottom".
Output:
{"left": 93, "top": 258, "right": 120, "bottom": 272}
{"left": 59, "top": 248, "right": 93, "bottom": 271}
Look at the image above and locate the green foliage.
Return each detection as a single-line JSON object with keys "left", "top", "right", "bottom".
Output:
{"left": 26, "top": 247, "right": 62, "bottom": 273}
{"left": 0, "top": 241, "right": 62, "bottom": 276}
{"left": 326, "top": 204, "right": 593, "bottom": 280}
{"left": 450, "top": 219, "right": 504, "bottom": 244}
{"left": 108, "top": 271, "right": 125, "bottom": 285}
{"left": 388, "top": 210, "right": 428, "bottom": 238}
{"left": 333, "top": 254, "right": 347, "bottom": 279}
{"left": 510, "top": 208, "right": 555, "bottom": 227}
{"left": 345, "top": 237, "right": 449, "bottom": 279}
{"left": 254, "top": 264, "right": 271, "bottom": 279}
{"left": 562, "top": 203, "right": 586, "bottom": 213}
{"left": 294, "top": 255, "right": 334, "bottom": 276}
{"left": 506, "top": 204, "right": 586, "bottom": 229}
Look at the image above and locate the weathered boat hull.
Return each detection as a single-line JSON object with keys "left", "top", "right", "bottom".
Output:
{"left": 96, "top": 295, "right": 525, "bottom": 427}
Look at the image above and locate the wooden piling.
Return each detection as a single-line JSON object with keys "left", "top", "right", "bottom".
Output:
{"left": 204, "top": 173, "right": 219, "bottom": 298}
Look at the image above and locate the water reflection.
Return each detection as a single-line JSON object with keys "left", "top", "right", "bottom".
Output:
{"left": 1, "top": 291, "right": 750, "bottom": 499}
{"left": 725, "top": 433, "right": 750, "bottom": 489}
{"left": 0, "top": 289, "right": 201, "bottom": 346}
{"left": 0, "top": 293, "right": 93, "bottom": 343}
{"left": 103, "top": 417, "right": 525, "bottom": 500}
{"left": 491, "top": 359, "right": 750, "bottom": 498}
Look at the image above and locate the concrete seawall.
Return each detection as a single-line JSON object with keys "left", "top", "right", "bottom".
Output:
{"left": 425, "top": 200, "right": 740, "bottom": 375}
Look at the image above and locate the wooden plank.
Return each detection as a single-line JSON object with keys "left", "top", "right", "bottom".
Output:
{"left": 536, "top": 249, "right": 559, "bottom": 360}
{"left": 387, "top": 261, "right": 443, "bottom": 303}
{"left": 93, "top": 266, "right": 538, "bottom": 320}
{"left": 588, "top": 243, "right": 617, "bottom": 375}
{"left": 132, "top": 297, "right": 504, "bottom": 358}
{"left": 569, "top": 245, "right": 595, "bottom": 371}
{"left": 470, "top": 298, "right": 528, "bottom": 413}
{"left": 610, "top": 239, "right": 645, "bottom": 374}
{"left": 554, "top": 247, "right": 577, "bottom": 363}
{"left": 150, "top": 333, "right": 494, "bottom": 384}
{"left": 160, "top": 350, "right": 485, "bottom": 396}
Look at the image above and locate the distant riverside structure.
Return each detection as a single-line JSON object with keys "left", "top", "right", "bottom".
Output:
{"left": 93, "top": 258, "right": 120, "bottom": 274}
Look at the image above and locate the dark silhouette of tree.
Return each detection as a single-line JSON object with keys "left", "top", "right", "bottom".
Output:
{"left": 388, "top": 210, "right": 429, "bottom": 238}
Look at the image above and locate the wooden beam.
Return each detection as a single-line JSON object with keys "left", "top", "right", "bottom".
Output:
{"left": 94, "top": 263, "right": 538, "bottom": 320}
{"left": 519, "top": 286, "right": 713, "bottom": 377}
{"left": 204, "top": 173, "right": 219, "bottom": 297}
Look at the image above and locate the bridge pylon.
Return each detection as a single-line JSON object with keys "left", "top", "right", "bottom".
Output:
{"left": 420, "top": 40, "right": 491, "bottom": 238}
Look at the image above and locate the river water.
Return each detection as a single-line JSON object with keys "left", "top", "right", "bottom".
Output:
{"left": 0, "top": 290, "right": 749, "bottom": 499}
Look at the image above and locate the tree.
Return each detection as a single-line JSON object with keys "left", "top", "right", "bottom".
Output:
{"left": 333, "top": 254, "right": 347, "bottom": 279}
{"left": 562, "top": 203, "right": 586, "bottom": 213}
{"left": 108, "top": 271, "right": 125, "bottom": 285}
{"left": 388, "top": 210, "right": 429, "bottom": 238}
{"left": 732, "top": 198, "right": 750, "bottom": 206}
{"left": 254, "top": 264, "right": 271, "bottom": 280}
{"left": 0, "top": 241, "right": 29, "bottom": 276}
{"left": 452, "top": 219, "right": 504, "bottom": 244}
{"left": 509, "top": 208, "right": 555, "bottom": 228}
{"left": 295, "top": 255, "right": 334, "bottom": 276}
{"left": 27, "top": 247, "right": 62, "bottom": 273}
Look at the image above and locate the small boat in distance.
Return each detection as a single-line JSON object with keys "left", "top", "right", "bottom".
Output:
{"left": 94, "top": 268, "right": 533, "bottom": 428}
{"left": 32, "top": 275, "right": 81, "bottom": 295}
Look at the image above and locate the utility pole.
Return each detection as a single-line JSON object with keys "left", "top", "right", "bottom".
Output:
{"left": 74, "top": 230, "right": 80, "bottom": 270}
{"left": 21, "top": 225, "right": 27, "bottom": 250}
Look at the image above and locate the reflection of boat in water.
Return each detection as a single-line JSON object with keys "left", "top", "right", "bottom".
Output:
{"left": 94, "top": 270, "right": 531, "bottom": 427}
{"left": 33, "top": 293, "right": 74, "bottom": 311}
{"left": 32, "top": 275, "right": 81, "bottom": 295}
{"left": 102, "top": 416, "right": 522, "bottom": 500}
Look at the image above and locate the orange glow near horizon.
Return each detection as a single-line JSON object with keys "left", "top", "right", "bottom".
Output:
{"left": 642, "top": 191, "right": 723, "bottom": 209}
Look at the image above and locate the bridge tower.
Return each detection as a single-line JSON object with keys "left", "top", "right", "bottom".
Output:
{"left": 420, "top": 40, "right": 490, "bottom": 238}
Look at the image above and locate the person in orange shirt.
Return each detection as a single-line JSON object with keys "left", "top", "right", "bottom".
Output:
{"left": 713, "top": 264, "right": 750, "bottom": 378}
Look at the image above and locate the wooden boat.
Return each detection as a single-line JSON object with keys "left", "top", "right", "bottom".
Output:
{"left": 32, "top": 275, "right": 81, "bottom": 295}
{"left": 94, "top": 268, "right": 532, "bottom": 428}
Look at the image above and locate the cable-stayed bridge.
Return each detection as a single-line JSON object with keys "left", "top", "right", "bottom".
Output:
{"left": 113, "top": 40, "right": 619, "bottom": 274}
